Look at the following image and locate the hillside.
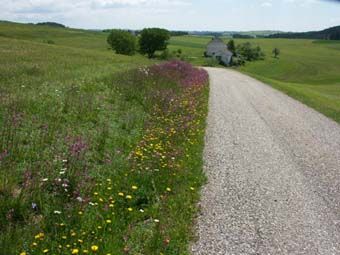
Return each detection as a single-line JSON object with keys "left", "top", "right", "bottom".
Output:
{"left": 268, "top": 25, "right": 340, "bottom": 40}
{"left": 0, "top": 21, "right": 209, "bottom": 255}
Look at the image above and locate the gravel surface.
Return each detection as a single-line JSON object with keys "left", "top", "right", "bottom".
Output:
{"left": 191, "top": 68, "right": 340, "bottom": 255}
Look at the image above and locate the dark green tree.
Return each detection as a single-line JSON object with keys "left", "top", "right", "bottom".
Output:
{"left": 107, "top": 29, "right": 136, "bottom": 55}
{"left": 227, "top": 39, "right": 236, "bottom": 55}
{"left": 236, "top": 42, "right": 265, "bottom": 61}
{"left": 272, "top": 48, "right": 280, "bottom": 58}
{"left": 139, "top": 28, "right": 170, "bottom": 58}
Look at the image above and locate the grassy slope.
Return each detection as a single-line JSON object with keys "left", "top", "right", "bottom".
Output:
{"left": 0, "top": 22, "right": 209, "bottom": 255}
{"left": 170, "top": 36, "right": 340, "bottom": 123}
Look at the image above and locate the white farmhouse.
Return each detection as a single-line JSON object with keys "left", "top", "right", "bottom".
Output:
{"left": 205, "top": 37, "right": 233, "bottom": 65}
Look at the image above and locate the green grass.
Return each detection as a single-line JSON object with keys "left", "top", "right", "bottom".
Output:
{"left": 0, "top": 21, "right": 209, "bottom": 255}
{"left": 169, "top": 35, "right": 340, "bottom": 123}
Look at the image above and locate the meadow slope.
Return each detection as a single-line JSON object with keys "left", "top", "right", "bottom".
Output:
{"left": 0, "top": 22, "right": 209, "bottom": 255}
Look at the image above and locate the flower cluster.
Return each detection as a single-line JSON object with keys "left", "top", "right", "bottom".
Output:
{"left": 149, "top": 60, "right": 209, "bottom": 87}
{"left": 19, "top": 61, "right": 208, "bottom": 255}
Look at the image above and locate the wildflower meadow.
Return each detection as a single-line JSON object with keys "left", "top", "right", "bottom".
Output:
{"left": 1, "top": 59, "right": 209, "bottom": 254}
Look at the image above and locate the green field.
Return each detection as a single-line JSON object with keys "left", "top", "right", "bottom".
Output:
{"left": 0, "top": 21, "right": 209, "bottom": 255}
{"left": 170, "top": 36, "right": 340, "bottom": 122}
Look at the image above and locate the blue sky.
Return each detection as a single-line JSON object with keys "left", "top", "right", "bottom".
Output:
{"left": 1, "top": 0, "right": 340, "bottom": 31}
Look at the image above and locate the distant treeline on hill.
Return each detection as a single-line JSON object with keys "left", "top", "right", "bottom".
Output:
{"left": 268, "top": 26, "right": 340, "bottom": 40}
{"left": 232, "top": 34, "right": 255, "bottom": 39}
{"left": 170, "top": 31, "right": 189, "bottom": 36}
{"left": 36, "top": 22, "right": 66, "bottom": 28}
{"left": 102, "top": 29, "right": 188, "bottom": 36}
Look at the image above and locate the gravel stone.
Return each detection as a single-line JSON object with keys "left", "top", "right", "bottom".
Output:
{"left": 191, "top": 68, "right": 340, "bottom": 255}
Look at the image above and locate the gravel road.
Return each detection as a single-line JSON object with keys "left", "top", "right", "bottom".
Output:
{"left": 191, "top": 68, "right": 340, "bottom": 255}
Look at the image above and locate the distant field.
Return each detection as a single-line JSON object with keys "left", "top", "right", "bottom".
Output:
{"left": 170, "top": 36, "right": 340, "bottom": 122}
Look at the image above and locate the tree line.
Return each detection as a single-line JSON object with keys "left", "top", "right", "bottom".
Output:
{"left": 268, "top": 25, "right": 340, "bottom": 40}
{"left": 107, "top": 28, "right": 170, "bottom": 58}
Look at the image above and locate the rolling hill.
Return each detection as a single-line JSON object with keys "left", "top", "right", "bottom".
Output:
{"left": 268, "top": 25, "right": 340, "bottom": 40}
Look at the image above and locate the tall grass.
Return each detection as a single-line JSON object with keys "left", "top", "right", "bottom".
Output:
{"left": 1, "top": 59, "right": 209, "bottom": 255}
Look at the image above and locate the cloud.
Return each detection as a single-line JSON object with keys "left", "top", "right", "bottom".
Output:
{"left": 0, "top": 0, "right": 190, "bottom": 14}
{"left": 261, "top": 1, "right": 273, "bottom": 7}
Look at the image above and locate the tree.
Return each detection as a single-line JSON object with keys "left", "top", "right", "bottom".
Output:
{"left": 272, "top": 48, "right": 280, "bottom": 58}
{"left": 236, "top": 42, "right": 265, "bottom": 61}
{"left": 107, "top": 29, "right": 136, "bottom": 55}
{"left": 139, "top": 28, "right": 170, "bottom": 58}
{"left": 227, "top": 40, "right": 236, "bottom": 55}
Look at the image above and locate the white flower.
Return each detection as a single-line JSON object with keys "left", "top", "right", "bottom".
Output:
{"left": 54, "top": 210, "right": 62, "bottom": 214}
{"left": 59, "top": 171, "right": 66, "bottom": 175}
{"left": 76, "top": 197, "right": 83, "bottom": 202}
{"left": 42, "top": 178, "right": 48, "bottom": 182}
{"left": 139, "top": 209, "right": 144, "bottom": 213}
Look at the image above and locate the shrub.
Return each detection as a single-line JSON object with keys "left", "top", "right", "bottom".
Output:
{"left": 273, "top": 48, "right": 280, "bottom": 58}
{"left": 236, "top": 42, "right": 265, "bottom": 61}
{"left": 160, "top": 49, "right": 173, "bottom": 60}
{"left": 227, "top": 39, "right": 236, "bottom": 55}
{"left": 139, "top": 28, "right": 170, "bottom": 58}
{"left": 204, "top": 57, "right": 220, "bottom": 67}
{"left": 107, "top": 29, "right": 136, "bottom": 55}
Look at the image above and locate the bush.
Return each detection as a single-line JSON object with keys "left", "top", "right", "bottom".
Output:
{"left": 236, "top": 42, "right": 265, "bottom": 61}
{"left": 273, "top": 48, "right": 280, "bottom": 58}
{"left": 139, "top": 28, "right": 170, "bottom": 58}
{"left": 160, "top": 49, "right": 173, "bottom": 60}
{"left": 204, "top": 57, "right": 220, "bottom": 67}
{"left": 231, "top": 56, "right": 246, "bottom": 66}
{"left": 107, "top": 29, "right": 136, "bottom": 55}
{"left": 227, "top": 40, "right": 236, "bottom": 55}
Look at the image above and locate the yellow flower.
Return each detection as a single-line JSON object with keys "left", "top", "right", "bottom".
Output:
{"left": 118, "top": 192, "right": 124, "bottom": 197}
{"left": 32, "top": 242, "right": 38, "bottom": 246}
{"left": 78, "top": 211, "right": 83, "bottom": 215}
{"left": 43, "top": 249, "right": 49, "bottom": 253}
{"left": 91, "top": 245, "right": 99, "bottom": 252}
{"left": 35, "top": 232, "right": 44, "bottom": 239}
{"left": 62, "top": 235, "right": 67, "bottom": 239}
{"left": 20, "top": 252, "right": 26, "bottom": 255}
{"left": 71, "top": 249, "right": 79, "bottom": 254}
{"left": 132, "top": 185, "right": 138, "bottom": 190}
{"left": 166, "top": 187, "right": 171, "bottom": 192}
{"left": 94, "top": 192, "right": 99, "bottom": 196}
{"left": 109, "top": 204, "right": 114, "bottom": 208}
{"left": 106, "top": 219, "right": 112, "bottom": 223}
{"left": 83, "top": 250, "right": 89, "bottom": 254}
{"left": 190, "top": 187, "right": 195, "bottom": 191}
{"left": 78, "top": 239, "right": 83, "bottom": 243}
{"left": 126, "top": 195, "right": 132, "bottom": 199}
{"left": 128, "top": 207, "right": 133, "bottom": 212}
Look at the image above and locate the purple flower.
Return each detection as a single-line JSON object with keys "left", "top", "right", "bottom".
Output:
{"left": 68, "top": 137, "right": 88, "bottom": 157}
{"left": 0, "top": 149, "right": 8, "bottom": 161}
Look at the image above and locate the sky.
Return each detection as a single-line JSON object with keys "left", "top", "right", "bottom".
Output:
{"left": 1, "top": 0, "right": 340, "bottom": 31}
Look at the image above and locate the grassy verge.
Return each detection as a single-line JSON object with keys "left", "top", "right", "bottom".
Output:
{"left": 1, "top": 58, "right": 209, "bottom": 254}
{"left": 239, "top": 72, "right": 340, "bottom": 123}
